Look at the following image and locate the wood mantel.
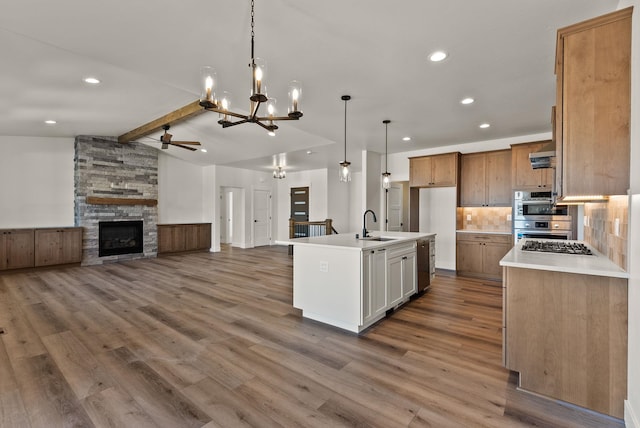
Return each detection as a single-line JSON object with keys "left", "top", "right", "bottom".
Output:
{"left": 86, "top": 196, "right": 157, "bottom": 206}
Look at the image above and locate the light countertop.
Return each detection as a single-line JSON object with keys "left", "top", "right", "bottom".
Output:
{"left": 500, "top": 239, "right": 628, "bottom": 279}
{"left": 277, "top": 231, "right": 436, "bottom": 251}
{"left": 456, "top": 230, "right": 512, "bottom": 235}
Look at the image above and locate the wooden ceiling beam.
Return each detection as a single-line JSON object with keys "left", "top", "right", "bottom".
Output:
{"left": 117, "top": 100, "right": 205, "bottom": 143}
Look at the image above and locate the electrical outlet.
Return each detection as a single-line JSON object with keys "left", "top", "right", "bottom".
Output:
{"left": 507, "top": 214, "right": 512, "bottom": 221}
{"left": 319, "top": 261, "right": 329, "bottom": 273}
{"left": 614, "top": 218, "right": 620, "bottom": 236}
{"left": 466, "top": 214, "right": 472, "bottom": 221}
{"left": 583, "top": 216, "right": 589, "bottom": 227}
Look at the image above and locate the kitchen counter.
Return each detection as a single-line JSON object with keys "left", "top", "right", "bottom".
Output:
{"left": 500, "top": 238, "right": 628, "bottom": 278}
{"left": 279, "top": 231, "right": 435, "bottom": 250}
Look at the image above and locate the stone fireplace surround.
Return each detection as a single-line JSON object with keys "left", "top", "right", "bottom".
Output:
{"left": 74, "top": 136, "right": 158, "bottom": 265}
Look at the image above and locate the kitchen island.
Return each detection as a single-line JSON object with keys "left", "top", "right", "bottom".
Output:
{"left": 500, "top": 239, "right": 628, "bottom": 418}
{"left": 286, "top": 231, "right": 435, "bottom": 333}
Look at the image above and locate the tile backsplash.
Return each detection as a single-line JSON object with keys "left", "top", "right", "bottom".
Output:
{"left": 583, "top": 195, "right": 628, "bottom": 270}
{"left": 457, "top": 207, "right": 512, "bottom": 232}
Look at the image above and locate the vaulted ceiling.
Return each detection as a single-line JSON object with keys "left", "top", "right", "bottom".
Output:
{"left": 0, "top": 0, "right": 619, "bottom": 173}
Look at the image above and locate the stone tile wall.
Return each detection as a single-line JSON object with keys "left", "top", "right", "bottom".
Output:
{"left": 456, "top": 206, "right": 513, "bottom": 232}
{"left": 74, "top": 136, "right": 158, "bottom": 265}
{"left": 584, "top": 195, "right": 628, "bottom": 270}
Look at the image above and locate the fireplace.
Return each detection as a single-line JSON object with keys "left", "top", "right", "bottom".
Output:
{"left": 99, "top": 221, "right": 144, "bottom": 257}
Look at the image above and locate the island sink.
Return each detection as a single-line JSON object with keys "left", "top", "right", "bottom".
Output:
{"left": 358, "top": 236, "right": 397, "bottom": 242}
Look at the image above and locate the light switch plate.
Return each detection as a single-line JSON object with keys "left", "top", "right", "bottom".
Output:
{"left": 614, "top": 218, "right": 620, "bottom": 236}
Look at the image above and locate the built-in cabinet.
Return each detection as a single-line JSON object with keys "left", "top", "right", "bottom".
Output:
{"left": 0, "top": 229, "right": 35, "bottom": 270}
{"left": 362, "top": 241, "right": 417, "bottom": 326}
{"left": 555, "top": 8, "right": 632, "bottom": 198}
{"left": 157, "top": 223, "right": 211, "bottom": 254}
{"left": 459, "top": 150, "right": 511, "bottom": 206}
{"left": 503, "top": 266, "right": 627, "bottom": 418}
{"left": 362, "top": 248, "right": 388, "bottom": 325}
{"left": 510, "top": 141, "right": 554, "bottom": 190}
{"left": 34, "top": 228, "right": 83, "bottom": 266}
{"left": 0, "top": 227, "right": 83, "bottom": 271}
{"left": 409, "top": 153, "right": 459, "bottom": 187}
{"left": 456, "top": 232, "right": 512, "bottom": 280}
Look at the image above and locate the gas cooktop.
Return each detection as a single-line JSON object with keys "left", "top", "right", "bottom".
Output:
{"left": 521, "top": 240, "right": 593, "bottom": 255}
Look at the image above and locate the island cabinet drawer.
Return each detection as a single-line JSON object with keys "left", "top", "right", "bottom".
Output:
{"left": 386, "top": 241, "right": 416, "bottom": 258}
{"left": 456, "top": 232, "right": 512, "bottom": 244}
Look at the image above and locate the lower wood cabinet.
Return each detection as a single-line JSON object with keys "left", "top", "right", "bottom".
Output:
{"left": 34, "top": 228, "right": 83, "bottom": 266}
{"left": 157, "top": 223, "right": 212, "bottom": 254}
{"left": 456, "top": 232, "right": 512, "bottom": 280}
{"left": 0, "top": 229, "right": 35, "bottom": 270}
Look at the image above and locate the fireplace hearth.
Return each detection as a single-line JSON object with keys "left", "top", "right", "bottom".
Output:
{"left": 99, "top": 220, "right": 143, "bottom": 257}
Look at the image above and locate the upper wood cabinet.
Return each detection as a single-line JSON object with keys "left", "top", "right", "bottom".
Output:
{"left": 460, "top": 150, "right": 511, "bottom": 207}
{"left": 0, "top": 229, "right": 35, "bottom": 270}
{"left": 34, "top": 228, "right": 83, "bottom": 267}
{"left": 511, "top": 141, "right": 554, "bottom": 190}
{"left": 409, "top": 152, "right": 459, "bottom": 188}
{"left": 555, "top": 7, "right": 632, "bottom": 197}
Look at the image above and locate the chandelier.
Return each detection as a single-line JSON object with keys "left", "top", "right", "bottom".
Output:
{"left": 198, "top": 0, "right": 303, "bottom": 135}
{"left": 339, "top": 95, "right": 351, "bottom": 182}
{"left": 382, "top": 119, "right": 391, "bottom": 189}
{"left": 273, "top": 166, "right": 286, "bottom": 179}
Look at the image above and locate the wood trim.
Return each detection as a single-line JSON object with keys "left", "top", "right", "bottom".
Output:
{"left": 117, "top": 100, "right": 205, "bottom": 143}
{"left": 86, "top": 196, "right": 157, "bottom": 206}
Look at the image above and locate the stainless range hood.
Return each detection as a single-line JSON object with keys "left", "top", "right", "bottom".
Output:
{"left": 528, "top": 141, "right": 556, "bottom": 169}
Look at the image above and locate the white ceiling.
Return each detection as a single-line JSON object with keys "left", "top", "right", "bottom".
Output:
{"left": 1, "top": 0, "right": 619, "bottom": 174}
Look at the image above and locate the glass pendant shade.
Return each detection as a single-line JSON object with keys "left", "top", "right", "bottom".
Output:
{"left": 339, "top": 161, "right": 351, "bottom": 182}
{"left": 382, "top": 172, "right": 391, "bottom": 189}
{"left": 200, "top": 66, "right": 217, "bottom": 107}
{"left": 251, "top": 58, "right": 267, "bottom": 101}
{"left": 288, "top": 80, "right": 302, "bottom": 118}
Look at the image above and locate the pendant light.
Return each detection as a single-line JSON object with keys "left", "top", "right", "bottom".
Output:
{"left": 339, "top": 95, "right": 351, "bottom": 182}
{"left": 382, "top": 119, "right": 391, "bottom": 189}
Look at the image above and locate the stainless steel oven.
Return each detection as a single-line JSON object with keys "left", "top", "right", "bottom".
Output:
{"left": 513, "top": 191, "right": 571, "bottom": 242}
{"left": 514, "top": 191, "right": 568, "bottom": 220}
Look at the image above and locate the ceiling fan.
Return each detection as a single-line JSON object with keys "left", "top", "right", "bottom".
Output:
{"left": 156, "top": 124, "right": 201, "bottom": 151}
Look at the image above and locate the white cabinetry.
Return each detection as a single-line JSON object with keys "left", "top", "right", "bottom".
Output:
{"left": 362, "top": 249, "right": 388, "bottom": 325}
{"left": 387, "top": 243, "right": 417, "bottom": 307}
{"left": 292, "top": 234, "right": 429, "bottom": 333}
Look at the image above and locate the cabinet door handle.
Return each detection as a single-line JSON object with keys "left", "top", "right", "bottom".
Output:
{"left": 402, "top": 256, "right": 408, "bottom": 260}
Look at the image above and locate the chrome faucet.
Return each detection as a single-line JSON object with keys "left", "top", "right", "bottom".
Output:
{"left": 362, "top": 210, "right": 377, "bottom": 238}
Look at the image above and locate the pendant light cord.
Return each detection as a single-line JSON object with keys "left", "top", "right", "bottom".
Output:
{"left": 344, "top": 98, "right": 347, "bottom": 161}
{"left": 250, "top": 0, "right": 255, "bottom": 66}
{"left": 385, "top": 121, "right": 388, "bottom": 171}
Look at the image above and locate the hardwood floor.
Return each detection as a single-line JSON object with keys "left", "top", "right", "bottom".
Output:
{"left": 0, "top": 245, "right": 625, "bottom": 427}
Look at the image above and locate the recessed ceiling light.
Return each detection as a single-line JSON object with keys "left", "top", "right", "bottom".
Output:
{"left": 200, "top": 148, "right": 208, "bottom": 153}
{"left": 83, "top": 77, "right": 101, "bottom": 84}
{"left": 402, "top": 137, "right": 411, "bottom": 142}
{"left": 44, "top": 120, "right": 57, "bottom": 125}
{"left": 306, "top": 150, "right": 313, "bottom": 155}
{"left": 461, "top": 97, "right": 474, "bottom": 105}
{"left": 479, "top": 123, "right": 490, "bottom": 129}
{"left": 429, "top": 51, "right": 448, "bottom": 62}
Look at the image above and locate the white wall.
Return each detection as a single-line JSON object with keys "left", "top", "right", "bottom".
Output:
{"left": 327, "top": 168, "right": 351, "bottom": 234}
{"left": 619, "top": 0, "right": 640, "bottom": 426}
{"left": 0, "top": 136, "right": 75, "bottom": 228}
{"left": 158, "top": 153, "right": 205, "bottom": 224}
{"left": 419, "top": 187, "right": 457, "bottom": 270}
{"left": 349, "top": 172, "right": 363, "bottom": 236}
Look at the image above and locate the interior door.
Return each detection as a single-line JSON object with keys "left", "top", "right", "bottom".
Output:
{"left": 253, "top": 189, "right": 271, "bottom": 247}
{"left": 387, "top": 183, "right": 403, "bottom": 231}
